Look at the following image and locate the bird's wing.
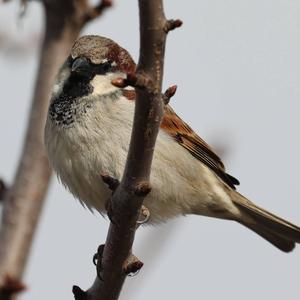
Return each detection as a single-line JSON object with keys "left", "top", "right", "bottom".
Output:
{"left": 122, "top": 89, "right": 239, "bottom": 189}
{"left": 160, "top": 105, "right": 239, "bottom": 189}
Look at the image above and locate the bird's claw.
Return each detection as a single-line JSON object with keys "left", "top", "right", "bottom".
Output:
{"left": 136, "top": 205, "right": 150, "bottom": 228}
{"left": 93, "top": 244, "right": 105, "bottom": 281}
{"left": 106, "top": 199, "right": 150, "bottom": 228}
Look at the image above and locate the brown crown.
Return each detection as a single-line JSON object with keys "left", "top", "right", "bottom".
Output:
{"left": 71, "top": 35, "right": 136, "bottom": 74}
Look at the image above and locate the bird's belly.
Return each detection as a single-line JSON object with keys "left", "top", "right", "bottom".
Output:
{"left": 47, "top": 116, "right": 235, "bottom": 223}
{"left": 46, "top": 125, "right": 116, "bottom": 212}
{"left": 51, "top": 139, "right": 111, "bottom": 212}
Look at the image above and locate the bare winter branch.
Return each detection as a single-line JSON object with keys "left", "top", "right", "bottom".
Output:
{"left": 84, "top": 0, "right": 112, "bottom": 23}
{"left": 73, "top": 1, "right": 182, "bottom": 299}
{"left": 0, "top": 1, "right": 113, "bottom": 299}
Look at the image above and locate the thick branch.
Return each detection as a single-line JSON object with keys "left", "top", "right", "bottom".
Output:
{"left": 0, "top": 1, "right": 112, "bottom": 299}
{"left": 0, "top": 180, "right": 7, "bottom": 202}
{"left": 74, "top": 1, "right": 181, "bottom": 299}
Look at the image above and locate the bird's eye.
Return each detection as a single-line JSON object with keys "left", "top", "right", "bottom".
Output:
{"left": 101, "top": 61, "right": 112, "bottom": 73}
{"left": 71, "top": 57, "right": 91, "bottom": 77}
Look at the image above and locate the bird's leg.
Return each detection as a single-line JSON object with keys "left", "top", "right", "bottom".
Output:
{"left": 101, "top": 174, "right": 150, "bottom": 227}
{"left": 136, "top": 205, "right": 150, "bottom": 228}
{"left": 92, "top": 244, "right": 105, "bottom": 281}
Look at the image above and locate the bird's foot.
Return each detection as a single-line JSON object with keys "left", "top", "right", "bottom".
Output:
{"left": 136, "top": 205, "right": 150, "bottom": 228}
{"left": 93, "top": 244, "right": 105, "bottom": 281}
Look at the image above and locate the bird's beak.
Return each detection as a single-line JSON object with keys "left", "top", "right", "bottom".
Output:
{"left": 71, "top": 57, "right": 91, "bottom": 76}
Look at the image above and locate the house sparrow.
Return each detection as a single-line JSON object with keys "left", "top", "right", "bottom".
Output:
{"left": 45, "top": 35, "right": 300, "bottom": 252}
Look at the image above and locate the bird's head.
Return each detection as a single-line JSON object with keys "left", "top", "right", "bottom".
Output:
{"left": 52, "top": 35, "right": 135, "bottom": 101}
{"left": 48, "top": 35, "right": 136, "bottom": 127}
{"left": 70, "top": 35, "right": 135, "bottom": 78}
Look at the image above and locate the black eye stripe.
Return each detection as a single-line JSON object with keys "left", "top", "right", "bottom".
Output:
{"left": 70, "top": 57, "right": 113, "bottom": 76}
{"left": 102, "top": 61, "right": 112, "bottom": 72}
{"left": 93, "top": 61, "right": 112, "bottom": 74}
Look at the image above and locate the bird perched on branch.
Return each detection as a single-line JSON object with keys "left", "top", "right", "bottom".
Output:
{"left": 45, "top": 35, "right": 300, "bottom": 252}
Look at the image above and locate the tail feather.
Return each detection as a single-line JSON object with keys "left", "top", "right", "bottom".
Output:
{"left": 241, "top": 222, "right": 296, "bottom": 252}
{"left": 231, "top": 191, "right": 300, "bottom": 252}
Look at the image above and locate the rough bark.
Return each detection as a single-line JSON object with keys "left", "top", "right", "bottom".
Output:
{"left": 0, "top": 1, "right": 111, "bottom": 299}
{"left": 72, "top": 1, "right": 181, "bottom": 300}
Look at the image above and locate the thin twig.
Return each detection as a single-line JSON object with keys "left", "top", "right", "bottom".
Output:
{"left": 84, "top": 0, "right": 112, "bottom": 23}
{"left": 111, "top": 72, "right": 154, "bottom": 92}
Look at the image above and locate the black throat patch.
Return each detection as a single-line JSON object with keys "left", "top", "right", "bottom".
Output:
{"left": 49, "top": 74, "right": 94, "bottom": 126}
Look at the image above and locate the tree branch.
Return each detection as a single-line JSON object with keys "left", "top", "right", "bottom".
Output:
{"left": 0, "top": 179, "right": 7, "bottom": 202}
{"left": 84, "top": 0, "right": 112, "bottom": 23}
{"left": 0, "top": 1, "right": 112, "bottom": 299}
{"left": 73, "top": 1, "right": 182, "bottom": 299}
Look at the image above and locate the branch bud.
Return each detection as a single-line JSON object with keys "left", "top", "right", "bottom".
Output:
{"left": 162, "top": 85, "right": 177, "bottom": 104}
{"left": 164, "top": 19, "right": 183, "bottom": 32}
{"left": 101, "top": 173, "right": 120, "bottom": 191}
{"left": 72, "top": 285, "right": 87, "bottom": 300}
{"left": 123, "top": 254, "right": 144, "bottom": 276}
{"left": 134, "top": 181, "right": 152, "bottom": 197}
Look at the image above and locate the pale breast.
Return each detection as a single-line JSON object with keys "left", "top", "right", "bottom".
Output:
{"left": 45, "top": 95, "right": 133, "bottom": 211}
{"left": 45, "top": 96, "right": 234, "bottom": 223}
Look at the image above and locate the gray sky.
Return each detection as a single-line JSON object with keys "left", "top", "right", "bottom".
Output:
{"left": 1, "top": 1, "right": 300, "bottom": 299}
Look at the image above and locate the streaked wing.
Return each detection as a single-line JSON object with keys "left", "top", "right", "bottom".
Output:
{"left": 160, "top": 105, "right": 239, "bottom": 189}
{"left": 122, "top": 89, "right": 239, "bottom": 189}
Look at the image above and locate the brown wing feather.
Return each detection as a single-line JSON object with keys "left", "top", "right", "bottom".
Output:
{"left": 122, "top": 90, "right": 239, "bottom": 188}
{"left": 161, "top": 105, "right": 239, "bottom": 189}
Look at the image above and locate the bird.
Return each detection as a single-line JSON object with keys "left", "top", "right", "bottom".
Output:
{"left": 45, "top": 35, "right": 300, "bottom": 252}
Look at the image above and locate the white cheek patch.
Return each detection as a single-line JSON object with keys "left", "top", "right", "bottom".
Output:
{"left": 100, "top": 58, "right": 117, "bottom": 67}
{"left": 90, "top": 73, "right": 125, "bottom": 96}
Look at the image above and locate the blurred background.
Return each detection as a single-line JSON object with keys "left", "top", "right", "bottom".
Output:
{"left": 1, "top": 1, "right": 300, "bottom": 299}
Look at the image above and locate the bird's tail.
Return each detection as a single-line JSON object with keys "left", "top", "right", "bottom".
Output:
{"left": 231, "top": 191, "right": 300, "bottom": 252}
